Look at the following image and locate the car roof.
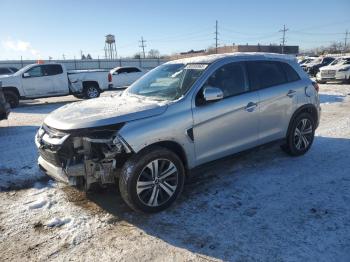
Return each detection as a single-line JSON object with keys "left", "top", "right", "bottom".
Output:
{"left": 166, "top": 52, "right": 297, "bottom": 65}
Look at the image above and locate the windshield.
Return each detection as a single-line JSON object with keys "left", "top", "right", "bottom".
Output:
{"left": 330, "top": 57, "right": 350, "bottom": 66}
{"left": 126, "top": 63, "right": 207, "bottom": 101}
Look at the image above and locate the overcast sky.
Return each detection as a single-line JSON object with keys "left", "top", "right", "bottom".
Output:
{"left": 0, "top": 0, "right": 349, "bottom": 60}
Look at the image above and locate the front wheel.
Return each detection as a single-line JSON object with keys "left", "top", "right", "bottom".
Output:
{"left": 4, "top": 90, "right": 19, "bottom": 108}
{"left": 282, "top": 113, "right": 315, "bottom": 156}
{"left": 83, "top": 86, "right": 100, "bottom": 99}
{"left": 119, "top": 146, "right": 185, "bottom": 213}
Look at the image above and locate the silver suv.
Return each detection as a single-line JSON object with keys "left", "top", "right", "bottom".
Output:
{"left": 36, "top": 53, "right": 320, "bottom": 213}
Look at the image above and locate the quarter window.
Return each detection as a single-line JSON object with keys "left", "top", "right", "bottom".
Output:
{"left": 204, "top": 62, "right": 248, "bottom": 98}
{"left": 281, "top": 63, "right": 300, "bottom": 82}
{"left": 247, "top": 61, "right": 287, "bottom": 90}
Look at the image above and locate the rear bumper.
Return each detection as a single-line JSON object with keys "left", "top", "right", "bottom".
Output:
{"left": 38, "top": 156, "right": 69, "bottom": 184}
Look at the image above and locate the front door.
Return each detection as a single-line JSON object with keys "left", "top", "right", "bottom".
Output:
{"left": 21, "top": 65, "right": 55, "bottom": 97}
{"left": 192, "top": 62, "right": 260, "bottom": 165}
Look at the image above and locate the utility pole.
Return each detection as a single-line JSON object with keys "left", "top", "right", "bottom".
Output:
{"left": 139, "top": 37, "right": 147, "bottom": 58}
{"left": 62, "top": 54, "right": 65, "bottom": 60}
{"left": 279, "top": 24, "right": 289, "bottom": 54}
{"left": 344, "top": 30, "right": 349, "bottom": 52}
{"left": 215, "top": 20, "right": 219, "bottom": 54}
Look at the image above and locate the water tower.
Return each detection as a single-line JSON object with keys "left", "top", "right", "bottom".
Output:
{"left": 104, "top": 34, "right": 117, "bottom": 59}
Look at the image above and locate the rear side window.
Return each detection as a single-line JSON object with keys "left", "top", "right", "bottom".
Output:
{"left": 205, "top": 62, "right": 248, "bottom": 98}
{"left": 116, "top": 68, "right": 128, "bottom": 74}
{"left": 247, "top": 61, "right": 287, "bottom": 90}
{"left": 281, "top": 62, "right": 300, "bottom": 82}
{"left": 127, "top": 67, "right": 141, "bottom": 73}
{"left": 43, "top": 65, "right": 63, "bottom": 76}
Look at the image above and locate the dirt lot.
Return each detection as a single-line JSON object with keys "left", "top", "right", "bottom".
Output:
{"left": 1, "top": 85, "right": 350, "bottom": 262}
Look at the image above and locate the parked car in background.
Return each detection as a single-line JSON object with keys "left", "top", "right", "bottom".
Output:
{"left": 1, "top": 63, "right": 110, "bottom": 108}
{"left": 316, "top": 56, "right": 350, "bottom": 84}
{"left": 304, "top": 56, "right": 335, "bottom": 77}
{"left": 299, "top": 57, "right": 316, "bottom": 66}
{"left": 0, "top": 81, "right": 11, "bottom": 120}
{"left": 109, "top": 66, "right": 146, "bottom": 88}
{"left": 36, "top": 53, "right": 320, "bottom": 213}
{"left": 0, "top": 67, "right": 19, "bottom": 76}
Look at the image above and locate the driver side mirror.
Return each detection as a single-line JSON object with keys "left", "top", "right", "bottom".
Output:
{"left": 202, "top": 86, "right": 223, "bottom": 102}
{"left": 23, "top": 72, "right": 30, "bottom": 78}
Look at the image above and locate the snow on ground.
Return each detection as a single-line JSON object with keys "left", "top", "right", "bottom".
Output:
{"left": 0, "top": 85, "right": 350, "bottom": 261}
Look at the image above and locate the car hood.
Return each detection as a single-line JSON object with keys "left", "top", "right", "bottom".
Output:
{"left": 319, "top": 64, "right": 350, "bottom": 71}
{"left": 44, "top": 94, "right": 168, "bottom": 130}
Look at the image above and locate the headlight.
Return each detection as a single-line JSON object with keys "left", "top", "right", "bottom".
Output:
{"left": 338, "top": 67, "right": 350, "bottom": 72}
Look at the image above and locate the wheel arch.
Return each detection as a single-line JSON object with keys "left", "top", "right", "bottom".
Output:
{"left": 82, "top": 81, "right": 101, "bottom": 91}
{"left": 3, "top": 86, "right": 20, "bottom": 97}
{"left": 136, "top": 140, "right": 189, "bottom": 171}
{"left": 286, "top": 104, "right": 318, "bottom": 138}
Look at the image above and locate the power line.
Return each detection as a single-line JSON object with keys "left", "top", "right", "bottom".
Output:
{"left": 279, "top": 24, "right": 289, "bottom": 54}
{"left": 215, "top": 20, "right": 219, "bottom": 53}
{"left": 139, "top": 36, "right": 147, "bottom": 58}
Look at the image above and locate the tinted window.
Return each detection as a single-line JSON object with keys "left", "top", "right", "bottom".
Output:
{"left": 127, "top": 67, "right": 141, "bottom": 73}
{"left": 281, "top": 62, "right": 300, "bottom": 82}
{"left": 247, "top": 61, "right": 287, "bottom": 90}
{"left": 0, "top": 68, "right": 11, "bottom": 74}
{"left": 26, "top": 66, "right": 43, "bottom": 77}
{"left": 205, "top": 62, "right": 248, "bottom": 98}
{"left": 116, "top": 68, "right": 128, "bottom": 74}
{"left": 43, "top": 65, "right": 63, "bottom": 76}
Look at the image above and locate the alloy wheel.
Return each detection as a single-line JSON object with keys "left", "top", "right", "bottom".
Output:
{"left": 294, "top": 118, "right": 313, "bottom": 150}
{"left": 136, "top": 159, "right": 178, "bottom": 207}
{"left": 87, "top": 87, "right": 99, "bottom": 98}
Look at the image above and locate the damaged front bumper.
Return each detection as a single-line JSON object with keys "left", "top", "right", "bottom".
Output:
{"left": 35, "top": 124, "right": 132, "bottom": 190}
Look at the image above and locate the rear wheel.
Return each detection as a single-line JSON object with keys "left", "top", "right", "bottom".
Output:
{"left": 282, "top": 113, "right": 315, "bottom": 156}
{"left": 4, "top": 90, "right": 19, "bottom": 108}
{"left": 119, "top": 146, "right": 185, "bottom": 213}
{"left": 83, "top": 86, "right": 100, "bottom": 99}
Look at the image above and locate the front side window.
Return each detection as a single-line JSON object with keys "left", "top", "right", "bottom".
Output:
{"left": 126, "top": 63, "right": 207, "bottom": 101}
{"left": 247, "top": 61, "right": 287, "bottom": 90}
{"left": 26, "top": 66, "right": 43, "bottom": 77}
{"left": 204, "top": 62, "right": 248, "bottom": 98}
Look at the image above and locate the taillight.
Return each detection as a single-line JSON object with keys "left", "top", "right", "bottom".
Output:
{"left": 312, "top": 82, "right": 319, "bottom": 93}
{"left": 108, "top": 73, "right": 112, "bottom": 82}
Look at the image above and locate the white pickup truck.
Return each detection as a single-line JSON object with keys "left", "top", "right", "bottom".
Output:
{"left": 0, "top": 63, "right": 111, "bottom": 107}
{"left": 109, "top": 66, "right": 146, "bottom": 88}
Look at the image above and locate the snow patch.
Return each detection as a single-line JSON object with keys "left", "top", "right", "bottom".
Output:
{"left": 28, "top": 199, "right": 47, "bottom": 209}
{"left": 46, "top": 217, "right": 72, "bottom": 227}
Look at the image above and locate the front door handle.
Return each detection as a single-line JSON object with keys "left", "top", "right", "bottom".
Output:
{"left": 287, "top": 90, "right": 296, "bottom": 97}
{"left": 245, "top": 102, "right": 257, "bottom": 112}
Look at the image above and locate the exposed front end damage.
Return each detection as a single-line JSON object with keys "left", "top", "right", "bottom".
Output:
{"left": 35, "top": 123, "right": 132, "bottom": 190}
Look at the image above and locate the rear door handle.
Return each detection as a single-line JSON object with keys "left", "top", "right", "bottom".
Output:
{"left": 245, "top": 102, "right": 257, "bottom": 112}
{"left": 287, "top": 90, "right": 296, "bottom": 97}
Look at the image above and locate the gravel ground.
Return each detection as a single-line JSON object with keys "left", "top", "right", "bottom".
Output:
{"left": 0, "top": 85, "right": 350, "bottom": 262}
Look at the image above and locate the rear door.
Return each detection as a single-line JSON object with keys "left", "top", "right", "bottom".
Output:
{"left": 192, "top": 61, "right": 260, "bottom": 165}
{"left": 42, "top": 64, "right": 68, "bottom": 94}
{"left": 125, "top": 67, "right": 143, "bottom": 85}
{"left": 246, "top": 60, "right": 299, "bottom": 143}
{"left": 112, "top": 68, "right": 129, "bottom": 87}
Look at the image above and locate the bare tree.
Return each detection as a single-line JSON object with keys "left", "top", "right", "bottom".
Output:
{"left": 147, "top": 49, "right": 160, "bottom": 58}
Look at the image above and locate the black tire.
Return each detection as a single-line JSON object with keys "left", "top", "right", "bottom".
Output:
{"left": 119, "top": 146, "right": 185, "bottom": 213}
{"left": 282, "top": 113, "right": 315, "bottom": 156}
{"left": 83, "top": 85, "right": 100, "bottom": 99}
{"left": 4, "top": 90, "right": 19, "bottom": 108}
